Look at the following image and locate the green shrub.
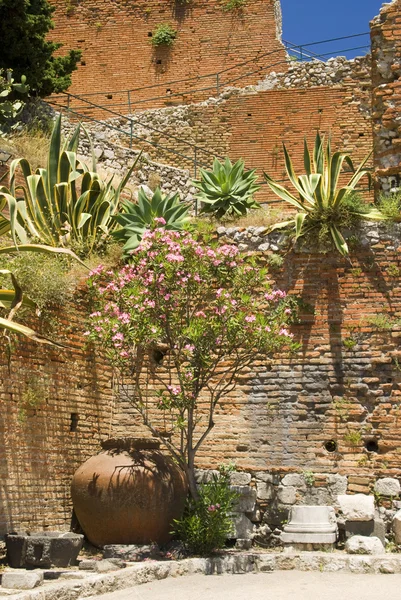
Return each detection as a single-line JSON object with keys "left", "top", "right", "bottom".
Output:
{"left": 0, "top": 251, "right": 75, "bottom": 311}
{"left": 222, "top": 0, "right": 247, "bottom": 10}
{"left": 377, "top": 191, "right": 401, "bottom": 221}
{"left": 172, "top": 467, "right": 239, "bottom": 555}
{"left": 151, "top": 24, "right": 177, "bottom": 47}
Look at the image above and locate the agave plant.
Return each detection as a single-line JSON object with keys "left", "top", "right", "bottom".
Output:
{"left": 0, "top": 114, "right": 140, "bottom": 256}
{"left": 264, "top": 134, "right": 386, "bottom": 256}
{"left": 193, "top": 157, "right": 260, "bottom": 219}
{"left": 112, "top": 186, "right": 190, "bottom": 259}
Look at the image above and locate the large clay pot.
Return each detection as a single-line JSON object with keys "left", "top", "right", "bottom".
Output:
{"left": 71, "top": 438, "right": 187, "bottom": 547}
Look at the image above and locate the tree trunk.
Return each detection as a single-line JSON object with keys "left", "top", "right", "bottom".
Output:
{"left": 186, "top": 451, "right": 199, "bottom": 501}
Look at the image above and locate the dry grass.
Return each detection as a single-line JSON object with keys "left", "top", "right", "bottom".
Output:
{"left": 1, "top": 128, "right": 51, "bottom": 172}
{"left": 192, "top": 206, "right": 291, "bottom": 233}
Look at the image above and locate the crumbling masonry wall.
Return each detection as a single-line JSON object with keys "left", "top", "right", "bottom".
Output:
{"left": 371, "top": 0, "right": 401, "bottom": 193}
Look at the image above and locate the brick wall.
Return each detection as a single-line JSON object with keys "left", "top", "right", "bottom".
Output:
{"left": 371, "top": 0, "right": 401, "bottom": 193}
{"left": 0, "top": 290, "right": 113, "bottom": 535}
{"left": 48, "top": 0, "right": 286, "bottom": 112}
{"left": 1, "top": 226, "right": 400, "bottom": 533}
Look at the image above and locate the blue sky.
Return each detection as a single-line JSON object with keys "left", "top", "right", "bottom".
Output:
{"left": 280, "top": 0, "right": 385, "bottom": 59}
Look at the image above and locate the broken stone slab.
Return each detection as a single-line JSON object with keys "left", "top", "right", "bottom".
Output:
{"left": 374, "top": 478, "right": 401, "bottom": 497}
{"left": 5, "top": 532, "right": 84, "bottom": 569}
{"left": 95, "top": 559, "right": 127, "bottom": 573}
{"left": 231, "top": 485, "right": 257, "bottom": 513}
{"left": 337, "top": 494, "right": 375, "bottom": 521}
{"left": 103, "top": 544, "right": 160, "bottom": 562}
{"left": 231, "top": 513, "right": 254, "bottom": 540}
{"left": 392, "top": 509, "right": 401, "bottom": 544}
{"left": 341, "top": 518, "right": 386, "bottom": 545}
{"left": 281, "top": 506, "right": 337, "bottom": 545}
{"left": 2, "top": 570, "right": 43, "bottom": 590}
{"left": 345, "top": 535, "right": 385, "bottom": 555}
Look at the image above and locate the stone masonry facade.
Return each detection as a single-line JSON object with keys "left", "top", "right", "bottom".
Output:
{"left": 371, "top": 0, "right": 401, "bottom": 193}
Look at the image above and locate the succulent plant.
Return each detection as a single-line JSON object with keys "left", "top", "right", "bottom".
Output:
{"left": 264, "top": 134, "right": 386, "bottom": 256}
{"left": 193, "top": 157, "right": 260, "bottom": 219}
{"left": 112, "top": 186, "right": 190, "bottom": 259}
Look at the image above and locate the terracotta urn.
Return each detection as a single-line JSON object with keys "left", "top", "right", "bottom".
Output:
{"left": 71, "top": 438, "right": 188, "bottom": 547}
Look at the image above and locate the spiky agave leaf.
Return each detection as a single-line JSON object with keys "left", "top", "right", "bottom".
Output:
{"left": 194, "top": 157, "right": 260, "bottom": 219}
{"left": 112, "top": 186, "right": 190, "bottom": 260}
{"left": 264, "top": 134, "right": 383, "bottom": 255}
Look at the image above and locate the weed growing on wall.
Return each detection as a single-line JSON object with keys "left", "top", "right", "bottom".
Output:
{"left": 0, "top": 252, "right": 75, "bottom": 312}
{"left": 222, "top": 0, "right": 247, "bottom": 11}
{"left": 151, "top": 24, "right": 177, "bottom": 47}
{"left": 378, "top": 192, "right": 401, "bottom": 221}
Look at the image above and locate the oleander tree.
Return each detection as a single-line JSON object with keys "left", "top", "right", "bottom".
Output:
{"left": 87, "top": 229, "right": 297, "bottom": 498}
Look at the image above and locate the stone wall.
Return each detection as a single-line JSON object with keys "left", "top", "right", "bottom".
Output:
{"left": 371, "top": 0, "right": 401, "bottom": 193}
{"left": 48, "top": 0, "right": 286, "bottom": 111}
{"left": 70, "top": 54, "right": 373, "bottom": 207}
{"left": 0, "top": 290, "right": 113, "bottom": 536}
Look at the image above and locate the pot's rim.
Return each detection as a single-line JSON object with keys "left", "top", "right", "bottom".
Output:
{"left": 101, "top": 437, "right": 161, "bottom": 451}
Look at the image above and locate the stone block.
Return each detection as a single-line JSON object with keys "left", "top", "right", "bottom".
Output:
{"left": 337, "top": 494, "right": 375, "bottom": 521}
{"left": 231, "top": 514, "right": 254, "bottom": 540}
{"left": 345, "top": 535, "right": 385, "bottom": 555}
{"left": 229, "top": 472, "right": 251, "bottom": 486}
{"left": 277, "top": 486, "right": 297, "bottom": 505}
{"left": 392, "top": 509, "right": 401, "bottom": 544}
{"left": 374, "top": 478, "right": 401, "bottom": 497}
{"left": 281, "top": 474, "right": 306, "bottom": 488}
{"left": 231, "top": 485, "right": 257, "bottom": 513}
{"left": 5, "top": 532, "right": 84, "bottom": 569}
{"left": 256, "top": 482, "right": 274, "bottom": 501}
{"left": 327, "top": 474, "right": 348, "bottom": 495}
{"left": 343, "top": 519, "right": 386, "bottom": 545}
{"left": 2, "top": 571, "right": 43, "bottom": 590}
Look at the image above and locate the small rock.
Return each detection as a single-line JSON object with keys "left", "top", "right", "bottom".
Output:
{"left": 2, "top": 571, "right": 43, "bottom": 590}
{"left": 345, "top": 535, "right": 384, "bottom": 555}
{"left": 235, "top": 539, "right": 252, "bottom": 550}
{"left": 79, "top": 559, "right": 97, "bottom": 571}
{"left": 95, "top": 559, "right": 125, "bottom": 573}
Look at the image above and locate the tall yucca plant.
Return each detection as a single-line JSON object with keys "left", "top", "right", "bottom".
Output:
{"left": 0, "top": 115, "right": 140, "bottom": 256}
{"left": 194, "top": 157, "right": 260, "bottom": 219}
{"left": 264, "top": 134, "right": 386, "bottom": 256}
